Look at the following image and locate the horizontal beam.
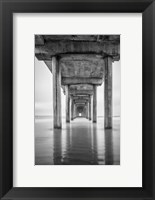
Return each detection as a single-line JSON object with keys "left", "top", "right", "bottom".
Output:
{"left": 75, "top": 103, "right": 86, "bottom": 106}
{"left": 60, "top": 54, "right": 103, "bottom": 62}
{"left": 72, "top": 96, "right": 90, "bottom": 100}
{"left": 44, "top": 61, "right": 104, "bottom": 82}
{"left": 35, "top": 40, "right": 120, "bottom": 60}
{"left": 62, "top": 77, "right": 103, "bottom": 85}
{"left": 38, "top": 35, "right": 120, "bottom": 42}
{"left": 72, "top": 94, "right": 90, "bottom": 97}
{"left": 70, "top": 90, "right": 93, "bottom": 95}
{"left": 74, "top": 100, "right": 88, "bottom": 103}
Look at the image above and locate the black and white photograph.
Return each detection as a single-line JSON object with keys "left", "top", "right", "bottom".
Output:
{"left": 35, "top": 35, "right": 120, "bottom": 165}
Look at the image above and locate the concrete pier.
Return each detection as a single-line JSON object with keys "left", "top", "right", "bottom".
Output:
{"left": 93, "top": 85, "right": 97, "bottom": 123}
{"left": 35, "top": 35, "right": 120, "bottom": 129}
{"left": 88, "top": 96, "right": 91, "bottom": 120}
{"left": 52, "top": 56, "right": 62, "bottom": 129}
{"left": 86, "top": 102, "right": 89, "bottom": 119}
{"left": 104, "top": 57, "right": 112, "bottom": 129}
{"left": 71, "top": 99, "right": 74, "bottom": 120}
{"left": 66, "top": 85, "right": 70, "bottom": 123}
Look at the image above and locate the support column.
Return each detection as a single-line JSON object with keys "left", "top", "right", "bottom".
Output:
{"left": 52, "top": 56, "right": 62, "bottom": 129}
{"left": 86, "top": 102, "right": 89, "bottom": 119}
{"left": 73, "top": 103, "right": 76, "bottom": 119}
{"left": 89, "top": 96, "right": 91, "bottom": 120}
{"left": 75, "top": 105, "right": 78, "bottom": 117}
{"left": 66, "top": 85, "right": 70, "bottom": 123}
{"left": 104, "top": 57, "right": 112, "bottom": 129}
{"left": 71, "top": 99, "right": 74, "bottom": 120}
{"left": 93, "top": 85, "right": 97, "bottom": 123}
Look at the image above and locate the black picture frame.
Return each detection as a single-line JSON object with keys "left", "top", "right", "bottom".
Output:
{"left": 0, "top": 0, "right": 155, "bottom": 199}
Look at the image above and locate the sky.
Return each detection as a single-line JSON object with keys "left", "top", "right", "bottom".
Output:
{"left": 35, "top": 57, "right": 120, "bottom": 117}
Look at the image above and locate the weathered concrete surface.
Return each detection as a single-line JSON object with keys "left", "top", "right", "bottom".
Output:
{"left": 72, "top": 95, "right": 90, "bottom": 100}
{"left": 104, "top": 57, "right": 112, "bottom": 129}
{"left": 70, "top": 84, "right": 93, "bottom": 91}
{"left": 62, "top": 77, "right": 103, "bottom": 85}
{"left": 60, "top": 54, "right": 105, "bottom": 86}
{"left": 69, "top": 90, "right": 93, "bottom": 95}
{"left": 60, "top": 56, "right": 105, "bottom": 78}
{"left": 75, "top": 103, "right": 86, "bottom": 106}
{"left": 74, "top": 100, "right": 88, "bottom": 104}
{"left": 60, "top": 54, "right": 103, "bottom": 61}
{"left": 73, "top": 103, "right": 76, "bottom": 119}
{"left": 44, "top": 59, "right": 103, "bottom": 86}
{"left": 89, "top": 97, "right": 91, "bottom": 120}
{"left": 93, "top": 85, "right": 97, "bottom": 123}
{"left": 35, "top": 35, "right": 44, "bottom": 45}
{"left": 66, "top": 85, "right": 70, "bottom": 123}
{"left": 52, "top": 57, "right": 62, "bottom": 128}
{"left": 69, "top": 84, "right": 94, "bottom": 96}
{"left": 71, "top": 99, "right": 74, "bottom": 120}
{"left": 86, "top": 102, "right": 89, "bottom": 119}
{"left": 72, "top": 94, "right": 89, "bottom": 98}
{"left": 35, "top": 39, "right": 120, "bottom": 60}
{"left": 71, "top": 84, "right": 91, "bottom": 89}
{"left": 37, "top": 35, "right": 120, "bottom": 42}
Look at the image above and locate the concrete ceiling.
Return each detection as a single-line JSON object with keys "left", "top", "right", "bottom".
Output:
{"left": 35, "top": 35, "right": 120, "bottom": 97}
{"left": 44, "top": 55, "right": 104, "bottom": 86}
{"left": 36, "top": 35, "right": 120, "bottom": 44}
{"left": 35, "top": 35, "right": 120, "bottom": 60}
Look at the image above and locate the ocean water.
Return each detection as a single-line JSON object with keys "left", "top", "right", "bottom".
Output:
{"left": 35, "top": 117, "right": 120, "bottom": 165}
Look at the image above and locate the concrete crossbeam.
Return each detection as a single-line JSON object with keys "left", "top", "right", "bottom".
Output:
{"left": 62, "top": 77, "right": 103, "bottom": 85}
{"left": 69, "top": 90, "right": 93, "bottom": 95}
{"left": 35, "top": 40, "right": 120, "bottom": 60}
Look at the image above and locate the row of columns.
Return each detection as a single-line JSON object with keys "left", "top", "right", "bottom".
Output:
{"left": 52, "top": 56, "right": 112, "bottom": 129}
{"left": 66, "top": 95, "right": 93, "bottom": 121}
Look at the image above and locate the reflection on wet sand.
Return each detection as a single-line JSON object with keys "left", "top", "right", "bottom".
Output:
{"left": 35, "top": 117, "right": 120, "bottom": 165}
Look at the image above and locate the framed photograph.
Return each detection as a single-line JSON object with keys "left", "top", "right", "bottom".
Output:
{"left": 35, "top": 34, "right": 120, "bottom": 166}
{"left": 0, "top": 0, "right": 155, "bottom": 199}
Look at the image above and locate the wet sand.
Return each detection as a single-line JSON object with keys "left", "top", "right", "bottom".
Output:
{"left": 35, "top": 117, "right": 120, "bottom": 165}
